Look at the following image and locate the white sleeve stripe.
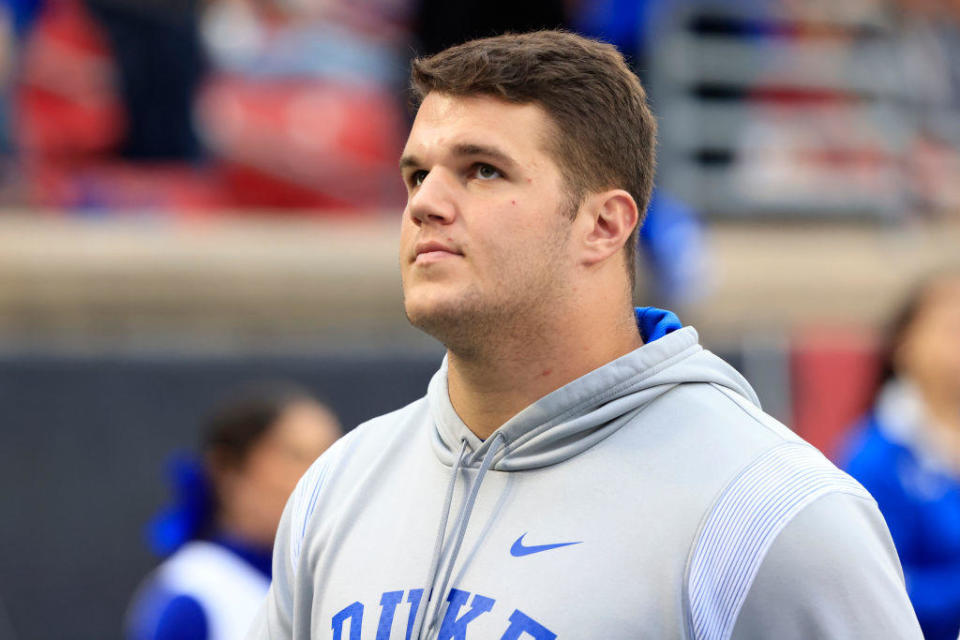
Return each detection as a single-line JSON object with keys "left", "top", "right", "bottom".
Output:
{"left": 293, "top": 465, "right": 329, "bottom": 561}
{"left": 690, "top": 453, "right": 831, "bottom": 586}
{"left": 301, "top": 463, "right": 331, "bottom": 537}
{"left": 686, "top": 442, "right": 871, "bottom": 640}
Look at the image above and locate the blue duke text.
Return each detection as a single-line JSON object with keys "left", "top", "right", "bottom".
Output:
{"left": 331, "top": 587, "right": 556, "bottom": 639}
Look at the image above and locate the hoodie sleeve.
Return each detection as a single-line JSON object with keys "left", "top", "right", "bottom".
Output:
{"left": 729, "top": 492, "right": 922, "bottom": 639}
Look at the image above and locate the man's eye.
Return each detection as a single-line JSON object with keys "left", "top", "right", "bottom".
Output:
{"left": 410, "top": 170, "right": 428, "bottom": 187}
{"left": 475, "top": 164, "right": 501, "bottom": 180}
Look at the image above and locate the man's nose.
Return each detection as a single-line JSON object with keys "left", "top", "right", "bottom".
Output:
{"left": 407, "top": 170, "right": 457, "bottom": 226}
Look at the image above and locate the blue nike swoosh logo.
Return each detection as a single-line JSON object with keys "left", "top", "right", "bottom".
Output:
{"left": 510, "top": 533, "right": 582, "bottom": 557}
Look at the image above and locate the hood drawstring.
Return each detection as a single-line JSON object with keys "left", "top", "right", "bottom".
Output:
{"left": 412, "top": 433, "right": 506, "bottom": 640}
{"left": 410, "top": 439, "right": 467, "bottom": 639}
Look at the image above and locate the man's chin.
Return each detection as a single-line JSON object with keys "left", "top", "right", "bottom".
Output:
{"left": 403, "top": 298, "right": 463, "bottom": 333}
{"left": 403, "top": 293, "right": 489, "bottom": 348}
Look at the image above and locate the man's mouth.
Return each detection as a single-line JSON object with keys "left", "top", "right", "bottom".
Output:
{"left": 413, "top": 241, "right": 463, "bottom": 264}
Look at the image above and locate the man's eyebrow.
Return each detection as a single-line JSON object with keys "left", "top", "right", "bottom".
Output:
{"left": 451, "top": 143, "right": 516, "bottom": 167}
{"left": 399, "top": 154, "right": 421, "bottom": 170}
{"left": 398, "top": 143, "right": 517, "bottom": 171}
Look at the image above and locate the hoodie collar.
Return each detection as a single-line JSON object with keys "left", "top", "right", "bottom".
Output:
{"left": 429, "top": 307, "right": 758, "bottom": 471}
{"left": 635, "top": 306, "right": 682, "bottom": 341}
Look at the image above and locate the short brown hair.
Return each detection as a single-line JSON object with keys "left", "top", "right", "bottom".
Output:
{"left": 410, "top": 30, "right": 657, "bottom": 286}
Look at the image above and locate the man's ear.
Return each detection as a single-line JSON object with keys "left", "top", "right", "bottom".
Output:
{"left": 577, "top": 189, "right": 638, "bottom": 267}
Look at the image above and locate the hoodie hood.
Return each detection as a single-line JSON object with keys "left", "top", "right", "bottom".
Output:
{"left": 428, "top": 307, "right": 759, "bottom": 471}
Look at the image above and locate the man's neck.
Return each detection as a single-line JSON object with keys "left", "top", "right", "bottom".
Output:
{"left": 446, "top": 306, "right": 643, "bottom": 440}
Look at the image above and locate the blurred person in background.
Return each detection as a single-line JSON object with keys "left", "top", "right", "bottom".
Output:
{"left": 126, "top": 382, "right": 342, "bottom": 640}
{"left": 843, "top": 270, "right": 960, "bottom": 640}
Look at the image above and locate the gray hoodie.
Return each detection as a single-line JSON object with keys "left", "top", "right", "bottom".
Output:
{"left": 248, "top": 319, "right": 922, "bottom": 639}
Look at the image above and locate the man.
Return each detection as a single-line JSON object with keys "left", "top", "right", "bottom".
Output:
{"left": 249, "top": 31, "right": 922, "bottom": 639}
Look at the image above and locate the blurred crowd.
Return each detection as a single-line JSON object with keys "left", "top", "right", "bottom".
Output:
{"left": 640, "top": 0, "right": 960, "bottom": 219}
{"left": 0, "top": 0, "right": 414, "bottom": 211}
{"left": 0, "top": 0, "right": 567, "bottom": 212}
{"left": 0, "top": 0, "right": 955, "bottom": 218}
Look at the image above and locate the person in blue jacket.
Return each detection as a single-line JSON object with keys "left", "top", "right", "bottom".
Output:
{"left": 125, "top": 382, "right": 342, "bottom": 640}
{"left": 842, "top": 270, "right": 960, "bottom": 640}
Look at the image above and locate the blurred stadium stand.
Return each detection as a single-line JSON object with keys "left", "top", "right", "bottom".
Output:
{"left": 7, "top": 0, "right": 408, "bottom": 211}
{"left": 650, "top": 2, "right": 926, "bottom": 219}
